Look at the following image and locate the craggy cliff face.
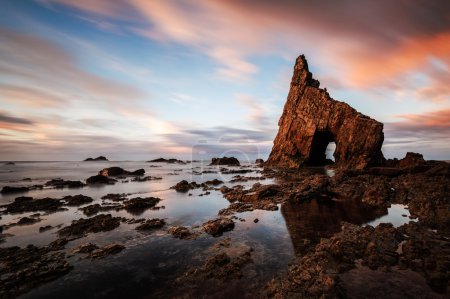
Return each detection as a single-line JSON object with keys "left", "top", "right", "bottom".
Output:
{"left": 266, "top": 55, "right": 385, "bottom": 169}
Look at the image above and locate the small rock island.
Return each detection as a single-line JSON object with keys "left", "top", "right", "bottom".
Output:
{"left": 83, "top": 156, "right": 108, "bottom": 161}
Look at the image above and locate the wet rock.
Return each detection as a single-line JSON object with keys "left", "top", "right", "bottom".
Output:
{"left": 17, "top": 216, "right": 41, "bottom": 225}
{"left": 44, "top": 179, "right": 85, "bottom": 188}
{"left": 84, "top": 156, "right": 108, "bottom": 161}
{"left": 4, "top": 161, "right": 15, "bottom": 165}
{"left": 58, "top": 214, "right": 121, "bottom": 238}
{"left": 101, "top": 193, "right": 127, "bottom": 201}
{"left": 79, "top": 203, "right": 121, "bottom": 216}
{"left": 72, "top": 243, "right": 99, "bottom": 254}
{"left": 202, "top": 218, "right": 235, "bottom": 237}
{"left": 220, "top": 183, "right": 281, "bottom": 203}
{"left": 122, "top": 197, "right": 161, "bottom": 214}
{"left": 147, "top": 158, "right": 186, "bottom": 164}
{"left": 88, "top": 244, "right": 125, "bottom": 259}
{"left": 219, "top": 200, "right": 278, "bottom": 216}
{"left": 1, "top": 186, "right": 29, "bottom": 194}
{"left": 253, "top": 218, "right": 259, "bottom": 223}
{"left": 255, "top": 158, "right": 264, "bottom": 165}
{"left": 266, "top": 55, "right": 384, "bottom": 169}
{"left": 132, "top": 176, "right": 162, "bottom": 182}
{"left": 39, "top": 225, "right": 53, "bottom": 233}
{"left": 47, "top": 238, "right": 69, "bottom": 251}
{"left": 220, "top": 169, "right": 254, "bottom": 174}
{"left": 98, "top": 167, "right": 145, "bottom": 177}
{"left": 229, "top": 175, "right": 265, "bottom": 183}
{"left": 63, "top": 194, "right": 93, "bottom": 206}
{"left": 2, "top": 196, "right": 65, "bottom": 214}
{"left": 203, "top": 179, "right": 224, "bottom": 186}
{"left": 170, "top": 180, "right": 201, "bottom": 192}
{"left": 391, "top": 171, "right": 450, "bottom": 229}
{"left": 210, "top": 157, "right": 240, "bottom": 166}
{"left": 177, "top": 250, "right": 252, "bottom": 284}
{"left": 266, "top": 221, "right": 449, "bottom": 297}
{"left": 136, "top": 218, "right": 166, "bottom": 231}
{"left": 0, "top": 245, "right": 72, "bottom": 298}
{"left": 168, "top": 226, "right": 199, "bottom": 239}
{"left": 86, "top": 174, "right": 117, "bottom": 185}
{"left": 130, "top": 168, "right": 145, "bottom": 176}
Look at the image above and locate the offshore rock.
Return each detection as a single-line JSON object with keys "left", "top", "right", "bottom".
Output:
{"left": 84, "top": 156, "right": 108, "bottom": 161}
{"left": 210, "top": 157, "right": 240, "bottom": 166}
{"left": 266, "top": 55, "right": 384, "bottom": 169}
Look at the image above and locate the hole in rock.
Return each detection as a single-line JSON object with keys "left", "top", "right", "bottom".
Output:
{"left": 307, "top": 130, "right": 335, "bottom": 166}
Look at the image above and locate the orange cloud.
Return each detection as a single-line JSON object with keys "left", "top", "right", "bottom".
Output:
{"left": 346, "top": 33, "right": 450, "bottom": 88}
{"left": 394, "top": 109, "right": 450, "bottom": 129}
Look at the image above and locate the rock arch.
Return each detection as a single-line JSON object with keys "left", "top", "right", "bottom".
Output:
{"left": 266, "top": 55, "right": 384, "bottom": 169}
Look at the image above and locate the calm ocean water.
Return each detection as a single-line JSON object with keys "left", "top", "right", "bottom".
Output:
{"left": 0, "top": 161, "right": 414, "bottom": 298}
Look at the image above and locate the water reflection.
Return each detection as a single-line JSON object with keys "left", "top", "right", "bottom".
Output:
{"left": 281, "top": 198, "right": 387, "bottom": 255}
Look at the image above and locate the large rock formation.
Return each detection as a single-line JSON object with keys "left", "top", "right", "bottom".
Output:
{"left": 266, "top": 55, "right": 384, "bottom": 169}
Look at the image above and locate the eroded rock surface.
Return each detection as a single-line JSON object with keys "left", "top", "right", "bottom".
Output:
{"left": 58, "top": 214, "right": 121, "bottom": 238}
{"left": 0, "top": 245, "right": 72, "bottom": 298}
{"left": 266, "top": 55, "right": 384, "bottom": 169}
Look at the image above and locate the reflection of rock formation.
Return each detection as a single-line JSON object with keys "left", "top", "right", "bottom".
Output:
{"left": 266, "top": 55, "right": 384, "bottom": 169}
{"left": 281, "top": 199, "right": 386, "bottom": 255}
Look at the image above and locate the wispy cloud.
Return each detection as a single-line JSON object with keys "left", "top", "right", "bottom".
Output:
{"left": 383, "top": 109, "right": 450, "bottom": 159}
{"left": 43, "top": 0, "right": 450, "bottom": 95}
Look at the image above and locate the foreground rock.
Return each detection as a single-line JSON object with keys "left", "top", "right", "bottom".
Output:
{"left": 210, "top": 157, "right": 240, "bottom": 166}
{"left": 136, "top": 218, "right": 165, "bottom": 231}
{"left": 1, "top": 186, "right": 29, "bottom": 194}
{"left": 88, "top": 244, "right": 125, "bottom": 259}
{"left": 62, "top": 194, "right": 93, "bottom": 206}
{"left": 72, "top": 243, "right": 99, "bottom": 254}
{"left": 122, "top": 197, "right": 161, "bottom": 214}
{"left": 86, "top": 175, "right": 117, "bottom": 185}
{"left": 84, "top": 156, "right": 108, "bottom": 161}
{"left": 58, "top": 214, "right": 121, "bottom": 238}
{"left": 219, "top": 183, "right": 281, "bottom": 215}
{"left": 1, "top": 196, "right": 65, "bottom": 214}
{"left": 202, "top": 218, "right": 235, "bottom": 237}
{"left": 266, "top": 55, "right": 384, "bottom": 169}
{"left": 99, "top": 167, "right": 145, "bottom": 177}
{"left": 44, "top": 179, "right": 85, "bottom": 188}
{"left": 266, "top": 221, "right": 449, "bottom": 297}
{"left": 0, "top": 245, "right": 72, "bottom": 298}
{"left": 168, "top": 226, "right": 200, "bottom": 239}
{"left": 79, "top": 203, "right": 121, "bottom": 216}
{"left": 171, "top": 180, "right": 201, "bottom": 192}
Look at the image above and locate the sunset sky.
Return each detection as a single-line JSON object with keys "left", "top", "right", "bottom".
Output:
{"left": 1, "top": 0, "right": 449, "bottom": 161}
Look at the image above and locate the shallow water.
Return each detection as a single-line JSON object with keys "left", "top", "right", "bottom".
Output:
{"left": 0, "top": 161, "right": 411, "bottom": 298}
{"left": 367, "top": 204, "right": 417, "bottom": 228}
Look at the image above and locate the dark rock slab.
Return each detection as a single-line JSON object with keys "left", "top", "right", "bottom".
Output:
{"left": 136, "top": 218, "right": 165, "bottom": 231}
{"left": 63, "top": 194, "right": 93, "bottom": 206}
{"left": 2, "top": 196, "right": 65, "bottom": 214}
{"left": 1, "top": 186, "right": 29, "bottom": 194}
{"left": 210, "top": 157, "right": 240, "bottom": 166}
{"left": 86, "top": 174, "right": 117, "bottom": 185}
{"left": 84, "top": 156, "right": 108, "bottom": 161}
{"left": 147, "top": 158, "right": 186, "bottom": 164}
{"left": 202, "top": 218, "right": 235, "bottom": 237}
{"left": 0, "top": 245, "right": 72, "bottom": 298}
{"left": 58, "top": 214, "right": 121, "bottom": 238}
{"left": 88, "top": 244, "right": 125, "bottom": 259}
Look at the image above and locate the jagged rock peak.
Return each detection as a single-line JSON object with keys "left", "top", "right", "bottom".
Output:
{"left": 266, "top": 55, "right": 385, "bottom": 170}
